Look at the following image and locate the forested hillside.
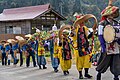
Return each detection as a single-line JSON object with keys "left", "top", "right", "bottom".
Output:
{"left": 0, "top": 0, "right": 119, "bottom": 21}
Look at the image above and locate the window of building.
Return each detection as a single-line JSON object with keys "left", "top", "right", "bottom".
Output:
{"left": 6, "top": 26, "right": 13, "bottom": 34}
{"left": 5, "top": 26, "right": 21, "bottom": 34}
{"left": 13, "top": 27, "right": 21, "bottom": 34}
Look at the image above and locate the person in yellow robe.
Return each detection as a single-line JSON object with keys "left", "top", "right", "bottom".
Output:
{"left": 52, "top": 37, "right": 59, "bottom": 72}
{"left": 71, "top": 18, "right": 92, "bottom": 79}
{"left": 58, "top": 31, "right": 72, "bottom": 76}
{"left": 38, "top": 41, "right": 47, "bottom": 69}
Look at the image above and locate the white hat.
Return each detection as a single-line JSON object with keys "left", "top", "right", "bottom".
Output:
{"left": 73, "top": 12, "right": 79, "bottom": 17}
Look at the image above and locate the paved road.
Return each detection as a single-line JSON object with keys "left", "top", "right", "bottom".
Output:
{"left": 0, "top": 63, "right": 119, "bottom": 80}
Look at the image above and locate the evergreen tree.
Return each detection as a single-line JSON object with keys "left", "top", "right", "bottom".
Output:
{"left": 0, "top": 0, "right": 119, "bottom": 21}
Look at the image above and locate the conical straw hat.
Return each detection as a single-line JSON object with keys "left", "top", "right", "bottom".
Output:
{"left": 58, "top": 25, "right": 71, "bottom": 40}
{"left": 15, "top": 36, "right": 25, "bottom": 41}
{"left": 7, "top": 39, "right": 18, "bottom": 45}
{"left": 73, "top": 14, "right": 98, "bottom": 32}
{"left": 4, "top": 42, "right": 9, "bottom": 47}
{"left": 25, "top": 34, "right": 32, "bottom": 38}
{"left": 0, "top": 40, "right": 6, "bottom": 43}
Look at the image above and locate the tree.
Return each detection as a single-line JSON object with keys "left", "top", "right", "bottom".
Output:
{"left": 0, "top": 0, "right": 115, "bottom": 21}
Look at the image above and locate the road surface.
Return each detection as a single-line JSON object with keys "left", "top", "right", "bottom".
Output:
{"left": 0, "top": 63, "right": 118, "bottom": 80}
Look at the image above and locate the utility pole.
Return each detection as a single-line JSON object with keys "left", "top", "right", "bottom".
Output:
{"left": 79, "top": 0, "right": 84, "bottom": 14}
{"left": 59, "top": 1, "right": 64, "bottom": 15}
{"left": 59, "top": 3, "right": 63, "bottom": 15}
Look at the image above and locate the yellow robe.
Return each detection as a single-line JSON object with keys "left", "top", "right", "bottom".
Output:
{"left": 53, "top": 41, "right": 59, "bottom": 58}
{"left": 38, "top": 45, "right": 45, "bottom": 56}
{"left": 58, "top": 46, "right": 72, "bottom": 71}
{"left": 73, "top": 26, "right": 91, "bottom": 71}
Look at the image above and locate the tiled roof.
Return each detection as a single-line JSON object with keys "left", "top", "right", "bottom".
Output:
{"left": 0, "top": 4, "right": 50, "bottom": 21}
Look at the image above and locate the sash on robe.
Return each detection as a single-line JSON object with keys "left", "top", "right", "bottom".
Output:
{"left": 77, "top": 27, "right": 90, "bottom": 56}
{"left": 62, "top": 38, "right": 72, "bottom": 60}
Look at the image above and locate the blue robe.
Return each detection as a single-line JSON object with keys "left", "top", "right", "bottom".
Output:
{"left": 5, "top": 45, "right": 10, "bottom": 51}
{"left": 12, "top": 43, "right": 19, "bottom": 51}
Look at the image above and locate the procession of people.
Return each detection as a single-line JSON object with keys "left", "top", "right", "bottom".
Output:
{"left": 0, "top": 0, "right": 120, "bottom": 80}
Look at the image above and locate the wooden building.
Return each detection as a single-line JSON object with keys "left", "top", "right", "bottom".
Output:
{"left": 0, "top": 4, "right": 66, "bottom": 40}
